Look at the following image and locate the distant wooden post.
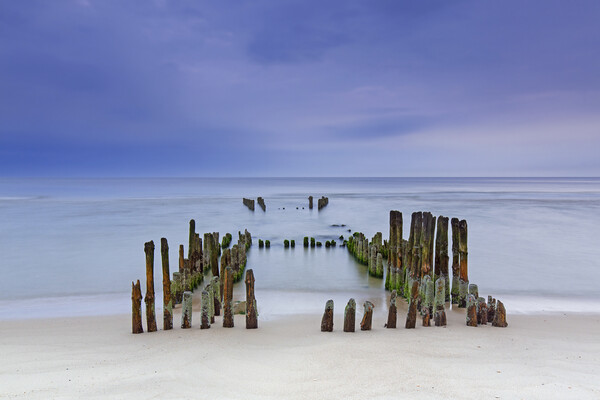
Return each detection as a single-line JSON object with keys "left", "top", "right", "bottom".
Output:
{"left": 223, "top": 266, "right": 234, "bottom": 328}
{"left": 386, "top": 290, "right": 397, "bottom": 328}
{"left": 451, "top": 218, "right": 460, "bottom": 303}
{"left": 308, "top": 196, "right": 313, "bottom": 209}
{"left": 477, "top": 297, "right": 488, "bottom": 325}
{"left": 321, "top": 300, "right": 334, "bottom": 332}
{"left": 188, "top": 219, "right": 195, "bottom": 260}
{"left": 181, "top": 291, "right": 192, "bottom": 328}
{"left": 144, "top": 241, "right": 157, "bottom": 332}
{"left": 245, "top": 269, "right": 258, "bottom": 329}
{"left": 360, "top": 301, "right": 374, "bottom": 331}
{"left": 458, "top": 219, "right": 469, "bottom": 308}
{"left": 131, "top": 280, "right": 143, "bottom": 334}
{"left": 343, "top": 298, "right": 356, "bottom": 332}
{"left": 161, "top": 238, "right": 172, "bottom": 330}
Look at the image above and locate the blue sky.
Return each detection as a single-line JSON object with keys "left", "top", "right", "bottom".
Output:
{"left": 1, "top": 0, "right": 599, "bottom": 176}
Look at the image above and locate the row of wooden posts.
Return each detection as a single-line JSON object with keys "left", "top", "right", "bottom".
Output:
{"left": 321, "top": 290, "right": 507, "bottom": 332}
{"left": 131, "top": 221, "right": 255, "bottom": 334}
{"left": 242, "top": 197, "right": 266, "bottom": 211}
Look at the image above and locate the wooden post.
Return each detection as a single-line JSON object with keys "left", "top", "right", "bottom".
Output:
{"left": 223, "top": 266, "right": 234, "bottom": 328}
{"left": 420, "top": 212, "right": 435, "bottom": 280}
{"left": 211, "top": 276, "right": 221, "bottom": 316}
{"left": 458, "top": 219, "right": 469, "bottom": 308}
{"left": 257, "top": 197, "right": 266, "bottom": 211}
{"left": 435, "top": 216, "right": 450, "bottom": 302}
{"left": 181, "top": 291, "right": 192, "bottom": 329}
{"left": 131, "top": 280, "right": 143, "bottom": 334}
{"left": 423, "top": 276, "right": 434, "bottom": 316}
{"left": 477, "top": 297, "right": 488, "bottom": 325}
{"left": 201, "top": 290, "right": 211, "bottom": 329}
{"left": 410, "top": 212, "right": 423, "bottom": 283}
{"left": 179, "top": 244, "right": 184, "bottom": 273}
{"left": 466, "top": 294, "right": 478, "bottom": 327}
{"left": 343, "top": 298, "right": 356, "bottom": 332}
{"left": 188, "top": 219, "right": 195, "bottom": 260}
{"left": 360, "top": 301, "right": 374, "bottom": 331}
{"left": 376, "top": 252, "right": 384, "bottom": 278}
{"left": 144, "top": 241, "right": 157, "bottom": 332}
{"left": 487, "top": 296, "right": 496, "bottom": 322}
{"left": 468, "top": 284, "right": 479, "bottom": 300}
{"left": 451, "top": 217, "right": 460, "bottom": 304}
{"left": 434, "top": 277, "right": 446, "bottom": 326}
{"left": 161, "top": 238, "right": 173, "bottom": 330}
{"left": 405, "top": 280, "right": 419, "bottom": 329}
{"left": 245, "top": 269, "right": 258, "bottom": 329}
{"left": 492, "top": 300, "right": 508, "bottom": 327}
{"left": 308, "top": 196, "right": 313, "bottom": 209}
{"left": 386, "top": 290, "right": 397, "bottom": 328}
{"left": 321, "top": 300, "right": 334, "bottom": 332}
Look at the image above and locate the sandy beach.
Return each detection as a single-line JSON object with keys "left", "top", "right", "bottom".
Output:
{"left": 2, "top": 302, "right": 599, "bottom": 400}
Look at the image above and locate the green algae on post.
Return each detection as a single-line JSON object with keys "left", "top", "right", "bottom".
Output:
{"left": 303, "top": 237, "right": 309, "bottom": 247}
{"left": 290, "top": 239, "right": 295, "bottom": 248}
{"left": 451, "top": 217, "right": 460, "bottom": 304}
{"left": 201, "top": 290, "right": 211, "bottom": 329}
{"left": 181, "top": 291, "right": 192, "bottom": 329}
{"left": 284, "top": 239, "right": 289, "bottom": 248}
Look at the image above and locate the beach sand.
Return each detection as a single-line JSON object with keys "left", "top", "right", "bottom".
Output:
{"left": 1, "top": 303, "right": 599, "bottom": 399}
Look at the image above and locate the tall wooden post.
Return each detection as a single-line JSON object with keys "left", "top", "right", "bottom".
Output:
{"left": 131, "top": 280, "right": 143, "bottom": 334}
{"left": 223, "top": 266, "right": 234, "bottom": 328}
{"left": 181, "top": 291, "right": 192, "bottom": 328}
{"left": 451, "top": 218, "right": 460, "bottom": 303}
{"left": 405, "top": 280, "right": 419, "bottom": 329}
{"left": 245, "top": 269, "right": 258, "bottom": 329}
{"left": 458, "top": 219, "right": 469, "bottom": 307}
{"left": 435, "top": 216, "right": 450, "bottom": 302}
{"left": 144, "top": 241, "right": 157, "bottom": 332}
{"left": 161, "top": 238, "right": 172, "bottom": 330}
{"left": 188, "top": 219, "right": 195, "bottom": 260}
{"left": 178, "top": 244, "right": 184, "bottom": 273}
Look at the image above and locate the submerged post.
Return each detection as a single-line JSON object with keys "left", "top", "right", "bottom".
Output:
{"left": 245, "top": 269, "right": 258, "bottom": 329}
{"left": 131, "top": 280, "right": 143, "bottom": 334}
{"left": 161, "top": 238, "right": 173, "bottom": 330}
{"left": 144, "top": 241, "right": 157, "bottom": 332}
{"left": 321, "top": 300, "right": 334, "bottom": 332}
{"left": 308, "top": 196, "right": 313, "bottom": 209}
{"left": 223, "top": 266, "right": 234, "bottom": 328}
{"left": 344, "top": 298, "right": 356, "bottom": 332}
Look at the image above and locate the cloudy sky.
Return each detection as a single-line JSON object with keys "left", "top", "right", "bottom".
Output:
{"left": 1, "top": 0, "right": 599, "bottom": 176}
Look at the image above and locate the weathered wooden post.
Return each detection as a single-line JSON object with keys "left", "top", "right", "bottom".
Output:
{"left": 308, "top": 196, "right": 313, "bottom": 209}
{"left": 257, "top": 197, "right": 266, "bottom": 211}
{"left": 179, "top": 244, "right": 184, "bottom": 273}
{"left": 245, "top": 269, "right": 258, "bottom": 329}
{"left": 466, "top": 294, "right": 478, "bottom": 327}
{"left": 435, "top": 216, "right": 450, "bottom": 302}
{"left": 376, "top": 252, "right": 384, "bottom": 278}
{"left": 343, "top": 298, "right": 356, "bottom": 332}
{"left": 468, "top": 284, "right": 478, "bottom": 300}
{"left": 131, "top": 280, "right": 143, "bottom": 334}
{"left": 181, "top": 291, "right": 192, "bottom": 329}
{"left": 386, "top": 290, "right": 397, "bottom": 328}
{"left": 161, "top": 238, "right": 173, "bottom": 330}
{"left": 144, "top": 241, "right": 157, "bottom": 332}
{"left": 492, "top": 300, "right": 508, "bottom": 327}
{"left": 434, "top": 277, "right": 447, "bottom": 326}
{"left": 458, "top": 219, "right": 469, "bottom": 308}
{"left": 200, "top": 290, "right": 211, "bottom": 329}
{"left": 223, "top": 266, "right": 234, "bottom": 328}
{"left": 451, "top": 218, "right": 460, "bottom": 303}
{"left": 423, "top": 276, "right": 434, "bottom": 317}
{"left": 477, "top": 297, "right": 488, "bottom": 325}
{"left": 420, "top": 212, "right": 435, "bottom": 281}
{"left": 360, "top": 301, "right": 374, "bottom": 330}
{"left": 405, "top": 280, "right": 419, "bottom": 329}
{"left": 211, "top": 276, "right": 221, "bottom": 316}
{"left": 321, "top": 300, "right": 334, "bottom": 332}
{"left": 487, "top": 296, "right": 496, "bottom": 322}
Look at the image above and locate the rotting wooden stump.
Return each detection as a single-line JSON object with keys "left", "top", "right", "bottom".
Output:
{"left": 478, "top": 297, "right": 488, "bottom": 325}
{"left": 487, "top": 296, "right": 496, "bottom": 322}
{"left": 131, "top": 280, "right": 143, "bottom": 334}
{"left": 211, "top": 276, "right": 221, "bottom": 316}
{"left": 179, "top": 244, "right": 184, "bottom": 273}
{"left": 492, "top": 300, "right": 508, "bottom": 327}
{"left": 321, "top": 300, "right": 334, "bottom": 332}
{"left": 144, "top": 240, "right": 157, "bottom": 332}
{"left": 243, "top": 197, "right": 255, "bottom": 211}
{"left": 422, "top": 307, "right": 431, "bottom": 327}
{"left": 361, "top": 301, "right": 374, "bottom": 331}
{"left": 344, "top": 298, "right": 356, "bottom": 332}
{"left": 245, "top": 269, "right": 258, "bottom": 329}
{"left": 434, "top": 277, "right": 447, "bottom": 327}
{"left": 466, "top": 294, "right": 478, "bottom": 327}
{"left": 386, "top": 290, "right": 397, "bottom": 328}
{"left": 161, "top": 238, "right": 173, "bottom": 330}
{"left": 405, "top": 280, "right": 419, "bottom": 329}
{"left": 201, "top": 290, "right": 211, "bottom": 329}
{"left": 468, "top": 283, "right": 479, "bottom": 300}
{"left": 223, "top": 266, "right": 234, "bottom": 328}
{"left": 181, "top": 291, "right": 192, "bottom": 329}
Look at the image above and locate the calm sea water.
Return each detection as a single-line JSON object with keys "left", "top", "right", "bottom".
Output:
{"left": 0, "top": 177, "right": 599, "bottom": 320}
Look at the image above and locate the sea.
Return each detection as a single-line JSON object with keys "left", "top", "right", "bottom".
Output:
{"left": 1, "top": 177, "right": 599, "bottom": 320}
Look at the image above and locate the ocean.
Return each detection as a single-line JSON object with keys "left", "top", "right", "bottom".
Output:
{"left": 1, "top": 177, "right": 599, "bottom": 320}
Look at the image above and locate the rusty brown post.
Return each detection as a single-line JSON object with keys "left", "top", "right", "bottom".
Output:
{"left": 144, "top": 241, "right": 157, "bottom": 332}
{"left": 131, "top": 280, "right": 143, "bottom": 334}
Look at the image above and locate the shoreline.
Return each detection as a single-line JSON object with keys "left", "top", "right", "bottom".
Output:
{"left": 1, "top": 306, "right": 599, "bottom": 399}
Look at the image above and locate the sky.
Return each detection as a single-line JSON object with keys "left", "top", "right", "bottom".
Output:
{"left": 1, "top": 0, "right": 600, "bottom": 177}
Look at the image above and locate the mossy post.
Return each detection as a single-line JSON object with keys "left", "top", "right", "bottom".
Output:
{"left": 369, "top": 245, "right": 377, "bottom": 276}
{"left": 487, "top": 296, "right": 496, "bottom": 322}
{"left": 405, "top": 280, "right": 419, "bottom": 329}
{"left": 360, "top": 301, "right": 374, "bottom": 331}
{"left": 420, "top": 212, "right": 435, "bottom": 281}
{"left": 321, "top": 300, "right": 334, "bottom": 332}
{"left": 423, "top": 276, "right": 434, "bottom": 316}
{"left": 477, "top": 297, "right": 488, "bottom": 325}
{"left": 410, "top": 212, "right": 423, "bottom": 290}
{"left": 386, "top": 290, "right": 397, "bottom": 329}
{"left": 450, "top": 218, "right": 460, "bottom": 303}
{"left": 434, "top": 277, "right": 447, "bottom": 326}
{"left": 492, "top": 300, "right": 508, "bottom": 327}
{"left": 303, "top": 237, "right": 309, "bottom": 247}
{"left": 376, "top": 252, "right": 384, "bottom": 278}
{"left": 343, "top": 298, "right": 356, "bottom": 332}
{"left": 223, "top": 266, "right": 234, "bottom": 328}
{"left": 458, "top": 219, "right": 469, "bottom": 308}
{"left": 144, "top": 241, "right": 157, "bottom": 332}
{"left": 178, "top": 244, "right": 184, "bottom": 273}
{"left": 468, "top": 284, "right": 479, "bottom": 300}
{"left": 200, "top": 290, "right": 211, "bottom": 329}
{"left": 181, "top": 291, "right": 192, "bottom": 329}
{"left": 388, "top": 210, "right": 403, "bottom": 290}
{"left": 435, "top": 216, "right": 450, "bottom": 302}
{"left": 245, "top": 269, "right": 258, "bottom": 329}
{"left": 308, "top": 196, "right": 313, "bottom": 209}
{"left": 291, "top": 239, "right": 295, "bottom": 248}
{"left": 466, "top": 294, "right": 478, "bottom": 327}
{"left": 284, "top": 239, "right": 289, "bottom": 248}
{"left": 131, "top": 280, "right": 143, "bottom": 334}
{"left": 311, "top": 237, "right": 315, "bottom": 248}
{"left": 161, "top": 238, "right": 173, "bottom": 330}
